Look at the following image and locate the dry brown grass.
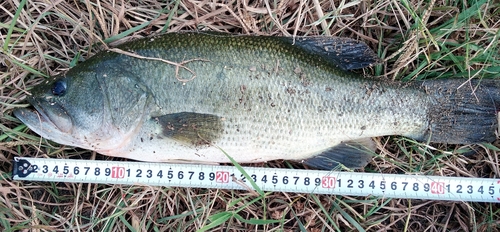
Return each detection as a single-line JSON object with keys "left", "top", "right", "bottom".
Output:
{"left": 1, "top": 0, "right": 499, "bottom": 231}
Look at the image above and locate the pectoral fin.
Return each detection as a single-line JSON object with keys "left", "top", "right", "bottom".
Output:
{"left": 302, "top": 139, "right": 375, "bottom": 170}
{"left": 155, "top": 112, "right": 223, "bottom": 147}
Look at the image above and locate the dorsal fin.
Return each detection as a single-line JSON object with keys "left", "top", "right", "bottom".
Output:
{"left": 284, "top": 36, "right": 380, "bottom": 70}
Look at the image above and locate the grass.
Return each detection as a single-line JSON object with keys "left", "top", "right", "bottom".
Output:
{"left": 1, "top": 0, "right": 500, "bottom": 231}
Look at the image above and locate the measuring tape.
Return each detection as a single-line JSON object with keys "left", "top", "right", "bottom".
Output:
{"left": 12, "top": 157, "right": 500, "bottom": 203}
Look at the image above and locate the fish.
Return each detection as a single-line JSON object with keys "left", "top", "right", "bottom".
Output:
{"left": 14, "top": 32, "right": 500, "bottom": 170}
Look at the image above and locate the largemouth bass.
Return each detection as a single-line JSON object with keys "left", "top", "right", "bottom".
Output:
{"left": 14, "top": 32, "right": 500, "bottom": 169}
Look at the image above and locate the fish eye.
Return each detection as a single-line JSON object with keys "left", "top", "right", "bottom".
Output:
{"left": 52, "top": 80, "right": 67, "bottom": 96}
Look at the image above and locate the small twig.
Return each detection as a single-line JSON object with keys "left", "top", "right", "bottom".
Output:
{"left": 312, "top": 0, "right": 330, "bottom": 36}
{"left": 108, "top": 48, "right": 209, "bottom": 84}
{"left": 0, "top": 140, "right": 40, "bottom": 147}
{"left": 231, "top": 175, "right": 259, "bottom": 196}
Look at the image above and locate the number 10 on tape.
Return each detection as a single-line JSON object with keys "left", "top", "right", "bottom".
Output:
{"left": 12, "top": 157, "right": 500, "bottom": 203}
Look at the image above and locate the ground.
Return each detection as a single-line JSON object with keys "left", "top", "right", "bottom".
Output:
{"left": 1, "top": 0, "right": 499, "bottom": 231}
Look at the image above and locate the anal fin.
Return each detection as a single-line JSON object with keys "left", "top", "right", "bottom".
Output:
{"left": 302, "top": 139, "right": 375, "bottom": 170}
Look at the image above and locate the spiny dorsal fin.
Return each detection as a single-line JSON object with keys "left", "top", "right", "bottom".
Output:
{"left": 285, "top": 36, "right": 380, "bottom": 70}
{"left": 302, "top": 138, "right": 375, "bottom": 170}
{"left": 154, "top": 112, "right": 223, "bottom": 147}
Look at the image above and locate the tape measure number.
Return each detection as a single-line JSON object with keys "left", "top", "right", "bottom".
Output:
{"left": 12, "top": 157, "right": 500, "bottom": 203}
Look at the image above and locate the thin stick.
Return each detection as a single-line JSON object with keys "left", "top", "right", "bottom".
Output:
{"left": 108, "top": 48, "right": 209, "bottom": 83}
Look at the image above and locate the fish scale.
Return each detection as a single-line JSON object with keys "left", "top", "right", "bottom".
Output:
{"left": 96, "top": 33, "right": 427, "bottom": 162}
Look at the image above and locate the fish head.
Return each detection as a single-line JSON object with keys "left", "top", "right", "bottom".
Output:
{"left": 14, "top": 61, "right": 151, "bottom": 153}
{"left": 14, "top": 71, "right": 109, "bottom": 150}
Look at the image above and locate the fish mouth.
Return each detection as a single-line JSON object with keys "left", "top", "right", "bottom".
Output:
{"left": 14, "top": 97, "right": 73, "bottom": 136}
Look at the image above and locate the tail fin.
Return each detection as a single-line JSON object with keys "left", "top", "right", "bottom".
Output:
{"left": 420, "top": 79, "right": 500, "bottom": 144}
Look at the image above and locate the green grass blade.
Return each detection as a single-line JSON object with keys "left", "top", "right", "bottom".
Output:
{"left": 161, "top": 0, "right": 181, "bottom": 33}
{"left": 3, "top": 0, "right": 27, "bottom": 52}
{"left": 197, "top": 211, "right": 232, "bottom": 232}
{"left": 219, "top": 147, "right": 264, "bottom": 196}
{"left": 232, "top": 213, "right": 283, "bottom": 225}
{"left": 332, "top": 198, "right": 365, "bottom": 232}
